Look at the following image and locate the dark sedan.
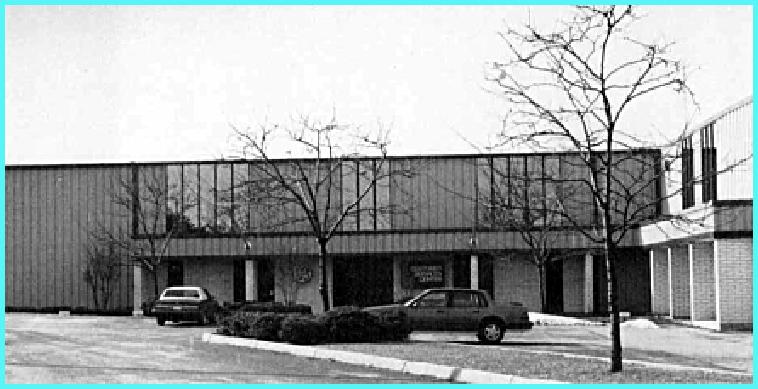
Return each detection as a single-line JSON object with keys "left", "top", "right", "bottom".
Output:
{"left": 153, "top": 286, "right": 220, "bottom": 326}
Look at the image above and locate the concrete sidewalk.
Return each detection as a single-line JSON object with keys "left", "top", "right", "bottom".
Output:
{"left": 201, "top": 333, "right": 565, "bottom": 384}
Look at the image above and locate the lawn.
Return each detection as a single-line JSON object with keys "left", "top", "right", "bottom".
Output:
{"left": 318, "top": 341, "right": 752, "bottom": 384}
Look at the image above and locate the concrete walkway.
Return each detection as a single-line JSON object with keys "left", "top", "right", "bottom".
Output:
{"left": 201, "top": 333, "right": 565, "bottom": 384}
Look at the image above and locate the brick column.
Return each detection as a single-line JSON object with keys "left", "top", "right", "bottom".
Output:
{"left": 650, "top": 247, "right": 670, "bottom": 315}
{"left": 244, "top": 259, "right": 258, "bottom": 301}
{"left": 715, "top": 238, "right": 753, "bottom": 330}
{"left": 470, "top": 255, "right": 479, "bottom": 290}
{"left": 689, "top": 242, "right": 716, "bottom": 321}
{"left": 668, "top": 246, "right": 691, "bottom": 318}
{"left": 584, "top": 252, "right": 593, "bottom": 313}
{"left": 132, "top": 264, "right": 143, "bottom": 315}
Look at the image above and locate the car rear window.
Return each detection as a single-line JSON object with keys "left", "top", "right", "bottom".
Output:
{"left": 163, "top": 289, "right": 201, "bottom": 298}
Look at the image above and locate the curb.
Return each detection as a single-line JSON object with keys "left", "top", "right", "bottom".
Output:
{"left": 202, "top": 333, "right": 565, "bottom": 384}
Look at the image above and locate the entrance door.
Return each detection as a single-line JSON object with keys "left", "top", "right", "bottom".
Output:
{"left": 257, "top": 258, "right": 275, "bottom": 302}
{"left": 333, "top": 256, "right": 393, "bottom": 307}
{"left": 545, "top": 259, "right": 563, "bottom": 313}
{"left": 233, "top": 259, "right": 245, "bottom": 302}
{"left": 167, "top": 261, "right": 183, "bottom": 287}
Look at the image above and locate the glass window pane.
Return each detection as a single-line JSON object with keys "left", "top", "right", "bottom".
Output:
{"left": 166, "top": 165, "right": 184, "bottom": 233}
{"left": 232, "top": 163, "right": 250, "bottom": 232}
{"left": 216, "top": 164, "right": 232, "bottom": 233}
{"left": 137, "top": 166, "right": 167, "bottom": 235}
{"left": 509, "top": 156, "right": 526, "bottom": 223}
{"left": 340, "top": 161, "right": 358, "bottom": 231}
{"left": 198, "top": 164, "right": 215, "bottom": 232}
{"left": 182, "top": 164, "right": 199, "bottom": 231}
{"left": 416, "top": 292, "right": 447, "bottom": 307}
{"left": 375, "top": 160, "right": 391, "bottom": 230}
{"left": 544, "top": 156, "right": 562, "bottom": 225}
{"left": 358, "top": 160, "right": 375, "bottom": 231}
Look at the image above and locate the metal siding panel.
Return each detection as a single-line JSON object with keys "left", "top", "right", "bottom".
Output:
{"left": 62, "top": 169, "right": 73, "bottom": 308}
{"left": 32, "top": 170, "right": 42, "bottom": 307}
{"left": 41, "top": 169, "right": 51, "bottom": 308}
{"left": 7, "top": 172, "right": 16, "bottom": 306}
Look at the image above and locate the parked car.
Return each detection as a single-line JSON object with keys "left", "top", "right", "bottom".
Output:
{"left": 364, "top": 288, "right": 533, "bottom": 344}
{"left": 153, "top": 286, "right": 220, "bottom": 326}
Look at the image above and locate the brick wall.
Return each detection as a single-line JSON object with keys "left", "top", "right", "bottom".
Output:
{"left": 562, "top": 256, "right": 584, "bottom": 313}
{"left": 650, "top": 247, "right": 670, "bottom": 314}
{"left": 668, "top": 246, "right": 691, "bottom": 318}
{"left": 494, "top": 256, "right": 540, "bottom": 312}
{"left": 689, "top": 242, "right": 716, "bottom": 321}
{"left": 716, "top": 238, "right": 753, "bottom": 329}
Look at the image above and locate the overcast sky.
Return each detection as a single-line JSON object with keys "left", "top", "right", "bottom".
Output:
{"left": 5, "top": 5, "right": 753, "bottom": 164}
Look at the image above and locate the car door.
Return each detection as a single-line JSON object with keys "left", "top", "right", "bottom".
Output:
{"left": 405, "top": 291, "right": 450, "bottom": 331}
{"left": 448, "top": 291, "right": 483, "bottom": 331}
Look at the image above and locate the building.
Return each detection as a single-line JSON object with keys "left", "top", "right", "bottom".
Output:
{"left": 5, "top": 98, "right": 752, "bottom": 330}
{"left": 641, "top": 97, "right": 753, "bottom": 330}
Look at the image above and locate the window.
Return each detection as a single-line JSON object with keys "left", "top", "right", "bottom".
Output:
{"left": 182, "top": 164, "right": 199, "bottom": 231}
{"left": 682, "top": 138, "right": 695, "bottom": 209}
{"left": 232, "top": 163, "right": 250, "bottom": 232}
{"left": 451, "top": 291, "right": 482, "bottom": 308}
{"left": 216, "top": 164, "right": 233, "bottom": 233}
{"left": 701, "top": 124, "right": 717, "bottom": 203}
{"left": 358, "top": 159, "right": 376, "bottom": 231}
{"left": 340, "top": 160, "right": 358, "bottom": 231}
{"left": 198, "top": 164, "right": 215, "bottom": 231}
{"left": 375, "top": 160, "right": 391, "bottom": 229}
{"left": 166, "top": 165, "right": 184, "bottom": 233}
{"left": 414, "top": 291, "right": 448, "bottom": 307}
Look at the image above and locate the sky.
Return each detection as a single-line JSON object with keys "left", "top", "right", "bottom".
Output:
{"left": 5, "top": 5, "right": 753, "bottom": 164}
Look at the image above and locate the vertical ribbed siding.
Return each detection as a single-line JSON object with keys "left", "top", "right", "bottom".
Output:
{"left": 5, "top": 166, "right": 135, "bottom": 310}
{"left": 714, "top": 99, "right": 752, "bottom": 201}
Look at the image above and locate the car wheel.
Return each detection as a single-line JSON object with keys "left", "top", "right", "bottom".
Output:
{"left": 156, "top": 316, "right": 166, "bottom": 326}
{"left": 477, "top": 319, "right": 504, "bottom": 344}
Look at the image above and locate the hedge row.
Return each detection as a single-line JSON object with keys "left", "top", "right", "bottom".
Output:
{"left": 216, "top": 307, "right": 410, "bottom": 345}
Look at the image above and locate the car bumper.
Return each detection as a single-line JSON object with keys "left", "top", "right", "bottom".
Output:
{"left": 506, "top": 321, "right": 534, "bottom": 331}
{"left": 153, "top": 307, "right": 204, "bottom": 320}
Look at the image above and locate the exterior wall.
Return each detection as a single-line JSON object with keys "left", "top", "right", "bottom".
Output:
{"left": 493, "top": 255, "right": 540, "bottom": 312}
{"left": 5, "top": 166, "right": 134, "bottom": 311}
{"left": 668, "top": 246, "right": 691, "bottom": 318}
{"left": 562, "top": 256, "right": 584, "bottom": 313}
{"left": 689, "top": 242, "right": 716, "bottom": 321}
{"left": 183, "top": 258, "right": 234, "bottom": 305}
{"left": 714, "top": 99, "right": 752, "bottom": 201}
{"left": 273, "top": 256, "right": 322, "bottom": 312}
{"left": 715, "top": 238, "right": 753, "bottom": 329}
{"left": 650, "top": 247, "right": 670, "bottom": 315}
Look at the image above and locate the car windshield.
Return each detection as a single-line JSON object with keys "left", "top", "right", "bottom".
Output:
{"left": 162, "top": 289, "right": 201, "bottom": 299}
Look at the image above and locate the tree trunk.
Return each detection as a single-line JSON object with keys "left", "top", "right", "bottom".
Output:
{"left": 318, "top": 237, "right": 330, "bottom": 312}
{"left": 152, "top": 268, "right": 159, "bottom": 300}
{"left": 606, "top": 239, "right": 622, "bottom": 372}
{"left": 538, "top": 263, "right": 547, "bottom": 313}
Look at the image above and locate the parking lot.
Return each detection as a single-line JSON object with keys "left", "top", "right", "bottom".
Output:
{"left": 5, "top": 313, "right": 752, "bottom": 383}
{"left": 5, "top": 313, "right": 441, "bottom": 384}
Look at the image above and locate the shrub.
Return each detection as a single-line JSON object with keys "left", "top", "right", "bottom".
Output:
{"left": 325, "top": 308, "right": 381, "bottom": 343}
{"left": 279, "top": 315, "right": 329, "bottom": 345}
{"left": 246, "top": 312, "right": 285, "bottom": 340}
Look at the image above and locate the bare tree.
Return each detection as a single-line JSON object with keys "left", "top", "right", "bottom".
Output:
{"left": 93, "top": 169, "right": 180, "bottom": 302}
{"left": 487, "top": 6, "right": 694, "bottom": 372}
{"left": 482, "top": 159, "right": 567, "bottom": 313}
{"left": 231, "top": 115, "right": 410, "bottom": 311}
{"left": 83, "top": 239, "right": 123, "bottom": 310}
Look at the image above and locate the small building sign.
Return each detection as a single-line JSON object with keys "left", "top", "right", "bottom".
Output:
{"left": 409, "top": 262, "right": 444, "bottom": 288}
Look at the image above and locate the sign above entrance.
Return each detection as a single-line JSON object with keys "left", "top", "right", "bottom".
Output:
{"left": 409, "top": 261, "right": 444, "bottom": 288}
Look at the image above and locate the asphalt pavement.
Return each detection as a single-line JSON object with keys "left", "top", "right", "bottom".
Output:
{"left": 4, "top": 313, "right": 441, "bottom": 384}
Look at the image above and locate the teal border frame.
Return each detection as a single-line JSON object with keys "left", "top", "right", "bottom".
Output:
{"left": 0, "top": 3, "right": 754, "bottom": 387}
